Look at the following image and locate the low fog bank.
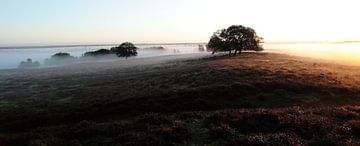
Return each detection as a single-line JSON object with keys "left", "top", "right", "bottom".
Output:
{"left": 16, "top": 53, "right": 122, "bottom": 69}
{"left": 264, "top": 42, "right": 360, "bottom": 66}
{"left": 2, "top": 44, "right": 208, "bottom": 70}
{"left": 0, "top": 53, "right": 212, "bottom": 79}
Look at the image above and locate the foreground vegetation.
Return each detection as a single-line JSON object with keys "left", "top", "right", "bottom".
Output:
{"left": 3, "top": 106, "right": 359, "bottom": 145}
{"left": 1, "top": 53, "right": 360, "bottom": 145}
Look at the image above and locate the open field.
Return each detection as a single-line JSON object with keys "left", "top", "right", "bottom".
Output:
{"left": 0, "top": 52, "right": 360, "bottom": 145}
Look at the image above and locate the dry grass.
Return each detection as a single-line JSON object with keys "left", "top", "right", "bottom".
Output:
{"left": 0, "top": 52, "right": 360, "bottom": 145}
{"left": 2, "top": 106, "right": 360, "bottom": 145}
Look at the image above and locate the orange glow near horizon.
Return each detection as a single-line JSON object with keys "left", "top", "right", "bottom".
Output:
{"left": 265, "top": 42, "right": 360, "bottom": 66}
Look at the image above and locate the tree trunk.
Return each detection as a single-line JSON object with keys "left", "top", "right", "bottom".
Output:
{"left": 239, "top": 49, "right": 242, "bottom": 55}
{"left": 229, "top": 50, "right": 232, "bottom": 56}
{"left": 234, "top": 50, "right": 238, "bottom": 56}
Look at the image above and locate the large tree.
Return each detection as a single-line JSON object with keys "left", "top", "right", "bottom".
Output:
{"left": 110, "top": 42, "right": 138, "bottom": 58}
{"left": 207, "top": 25, "right": 263, "bottom": 56}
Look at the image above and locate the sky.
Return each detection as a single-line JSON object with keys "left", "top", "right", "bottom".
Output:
{"left": 0, "top": 0, "right": 359, "bottom": 46}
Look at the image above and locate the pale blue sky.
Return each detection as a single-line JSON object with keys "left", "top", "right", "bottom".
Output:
{"left": 1, "top": 0, "right": 359, "bottom": 46}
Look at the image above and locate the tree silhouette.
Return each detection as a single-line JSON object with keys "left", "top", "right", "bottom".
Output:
{"left": 51, "top": 52, "right": 75, "bottom": 59}
{"left": 207, "top": 25, "right": 263, "bottom": 56}
{"left": 84, "top": 49, "right": 112, "bottom": 57}
{"left": 18, "top": 58, "right": 40, "bottom": 68}
{"left": 44, "top": 52, "right": 77, "bottom": 66}
{"left": 110, "top": 42, "right": 138, "bottom": 59}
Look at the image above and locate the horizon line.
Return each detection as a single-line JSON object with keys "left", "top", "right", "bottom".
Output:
{"left": 0, "top": 42, "right": 208, "bottom": 49}
{"left": 1, "top": 40, "right": 359, "bottom": 49}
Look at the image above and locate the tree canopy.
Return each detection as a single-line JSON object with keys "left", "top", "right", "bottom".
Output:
{"left": 51, "top": 52, "right": 75, "bottom": 59}
{"left": 207, "top": 25, "right": 264, "bottom": 56}
{"left": 84, "top": 49, "right": 112, "bottom": 57}
{"left": 44, "top": 52, "right": 77, "bottom": 66}
{"left": 110, "top": 42, "right": 138, "bottom": 58}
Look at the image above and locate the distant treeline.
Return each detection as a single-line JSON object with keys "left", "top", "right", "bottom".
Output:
{"left": 18, "top": 42, "right": 139, "bottom": 69}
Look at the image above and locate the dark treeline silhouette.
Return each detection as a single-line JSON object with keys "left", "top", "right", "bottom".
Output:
{"left": 84, "top": 42, "right": 138, "bottom": 59}
{"left": 51, "top": 52, "right": 74, "bottom": 58}
{"left": 84, "top": 49, "right": 112, "bottom": 57}
{"left": 44, "top": 52, "right": 77, "bottom": 66}
{"left": 110, "top": 42, "right": 138, "bottom": 58}
{"left": 207, "top": 25, "right": 264, "bottom": 56}
{"left": 18, "top": 42, "right": 139, "bottom": 68}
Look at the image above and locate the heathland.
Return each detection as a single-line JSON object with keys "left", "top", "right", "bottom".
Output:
{"left": 0, "top": 52, "right": 359, "bottom": 145}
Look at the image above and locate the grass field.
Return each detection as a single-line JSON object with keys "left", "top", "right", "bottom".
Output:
{"left": 0, "top": 52, "right": 359, "bottom": 145}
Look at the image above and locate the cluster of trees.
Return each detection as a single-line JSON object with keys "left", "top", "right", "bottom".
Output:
{"left": 18, "top": 42, "right": 139, "bottom": 69}
{"left": 84, "top": 49, "right": 112, "bottom": 56}
{"left": 84, "top": 42, "right": 138, "bottom": 58}
{"left": 110, "top": 42, "right": 138, "bottom": 58}
{"left": 50, "top": 52, "right": 75, "bottom": 59}
{"left": 207, "top": 25, "right": 264, "bottom": 56}
{"left": 18, "top": 25, "right": 264, "bottom": 69}
{"left": 44, "top": 52, "right": 77, "bottom": 66}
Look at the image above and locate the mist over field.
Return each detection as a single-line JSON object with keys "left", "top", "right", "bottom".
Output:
{"left": 0, "top": 43, "right": 207, "bottom": 70}
{"left": 1, "top": 0, "right": 360, "bottom": 145}
{"left": 1, "top": 41, "right": 360, "bottom": 70}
